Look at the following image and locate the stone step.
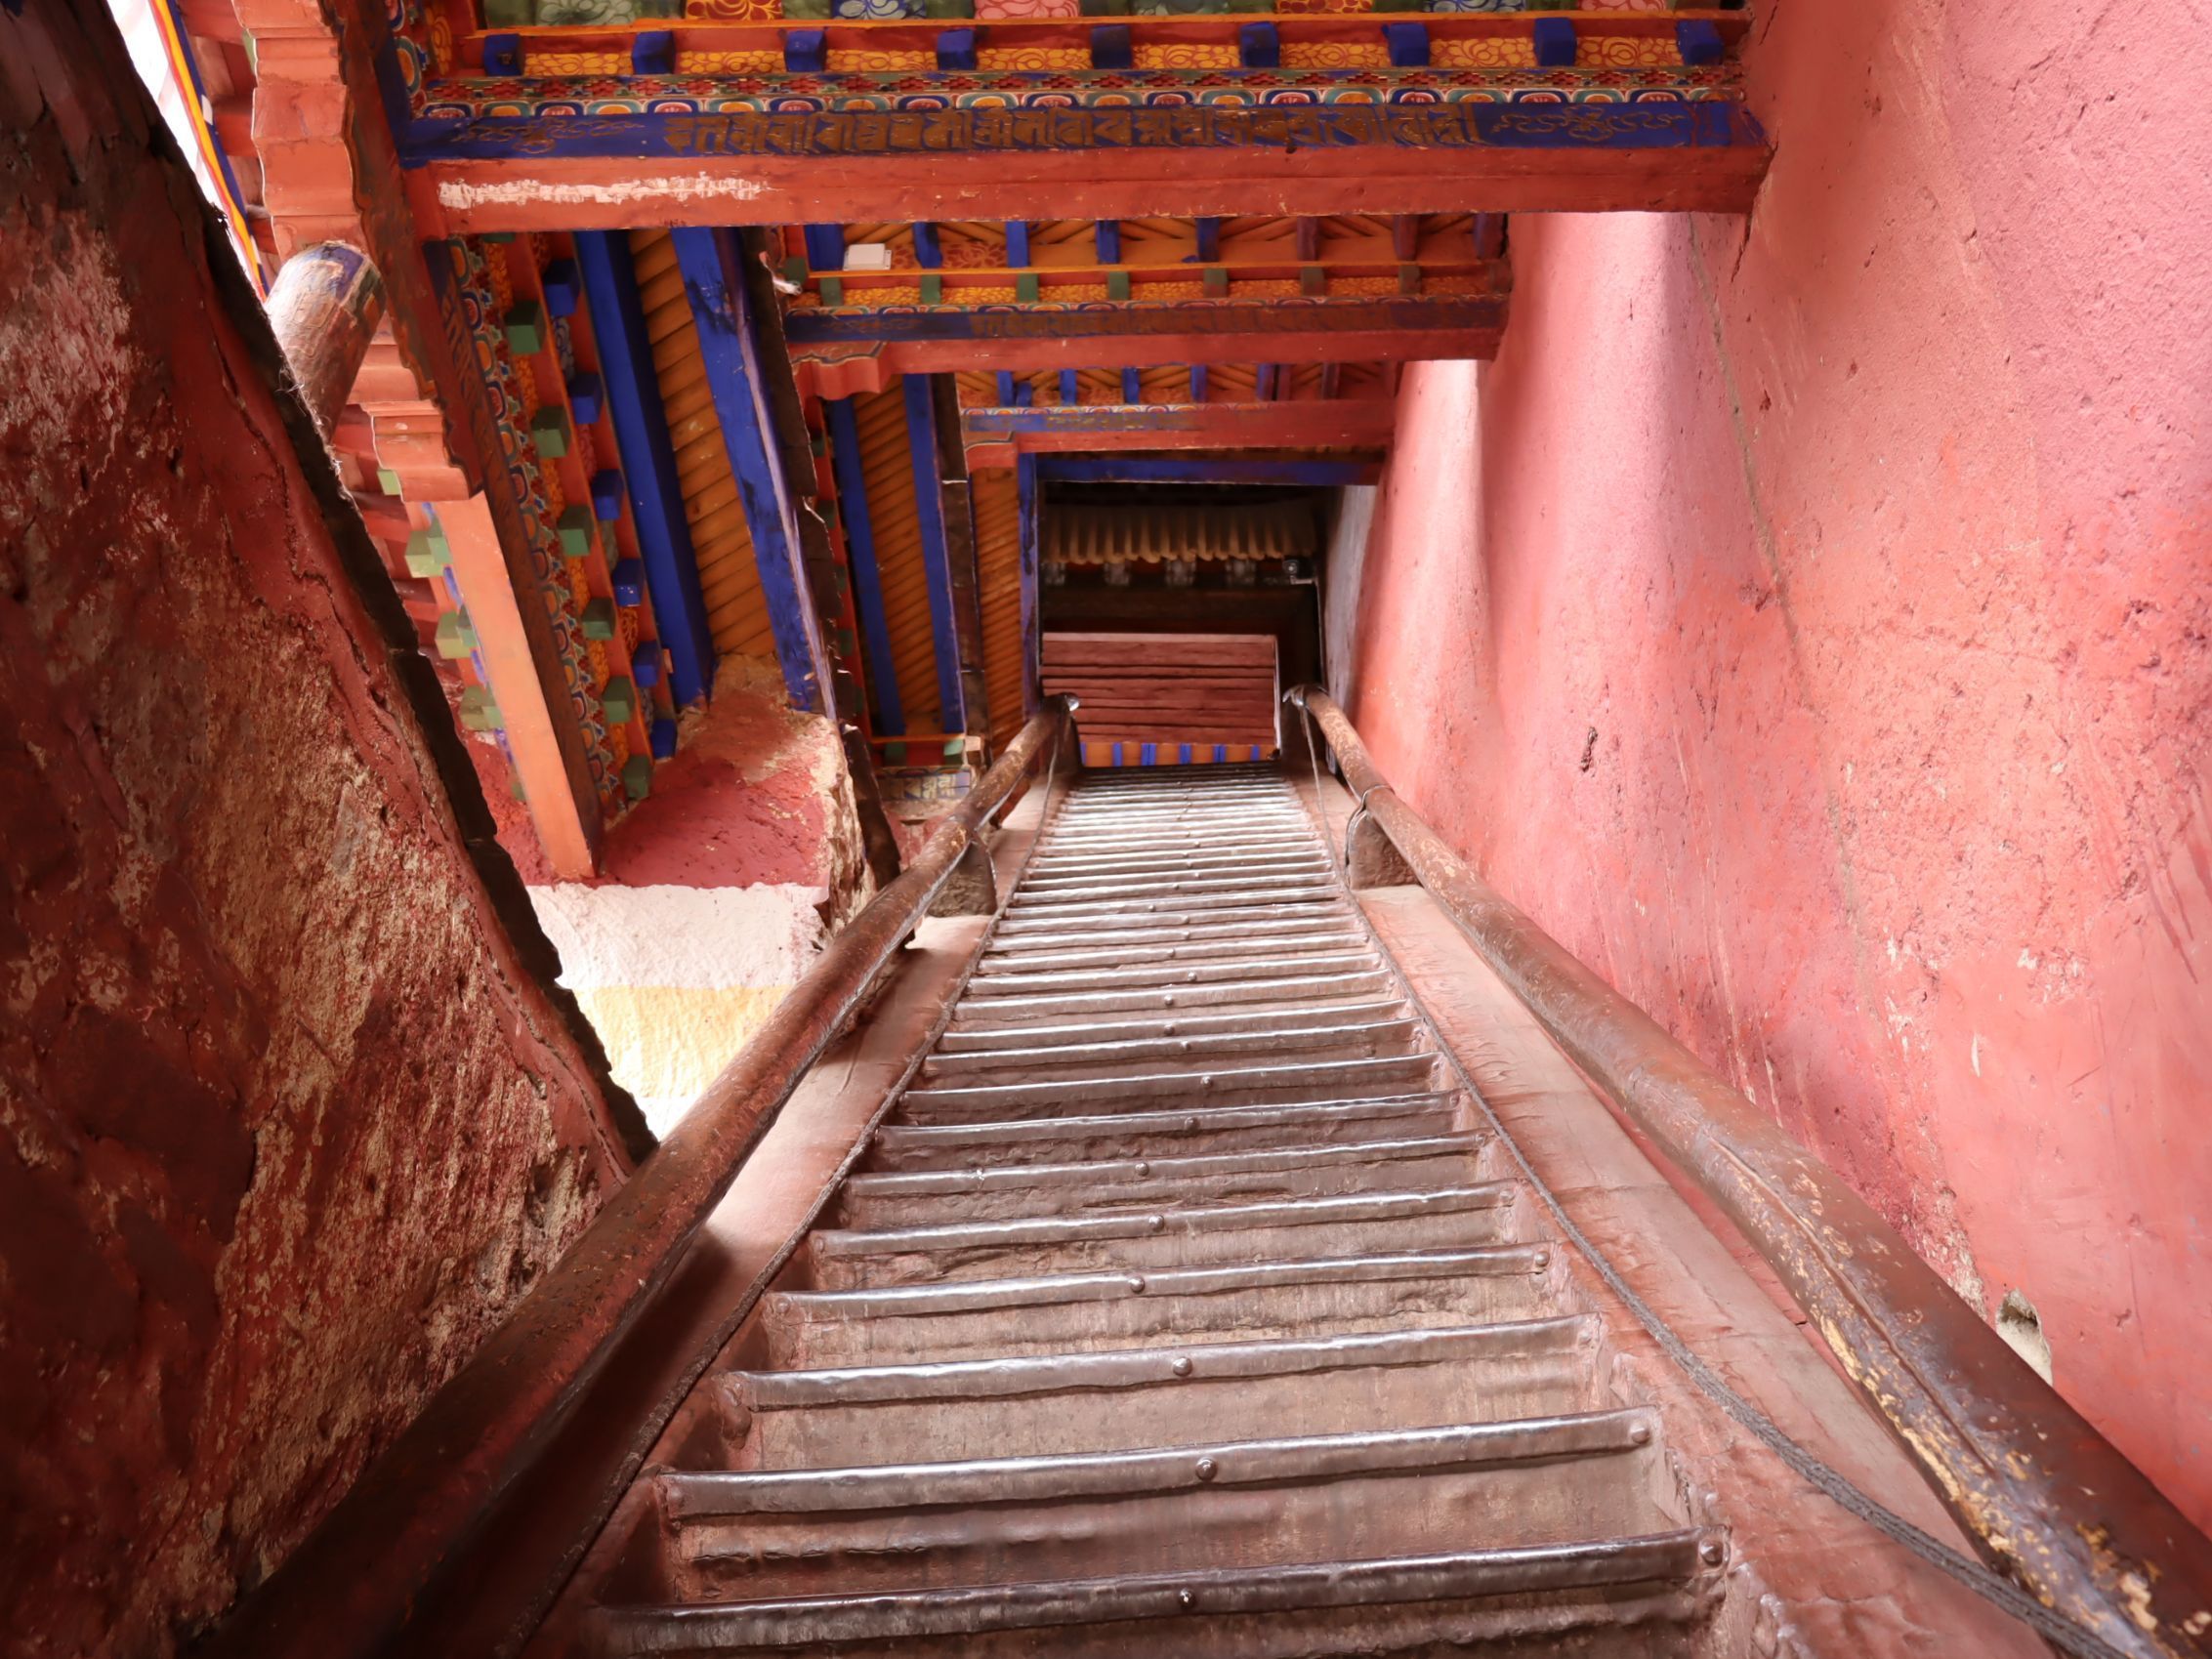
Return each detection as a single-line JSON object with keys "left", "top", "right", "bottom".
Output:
{"left": 931, "top": 994, "right": 1409, "bottom": 1055}
{"left": 894, "top": 1052, "right": 1441, "bottom": 1123}
{"left": 916, "top": 1017, "right": 1424, "bottom": 1085}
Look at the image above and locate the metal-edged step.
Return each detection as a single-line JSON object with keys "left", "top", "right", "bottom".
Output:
{"left": 837, "top": 1134, "right": 1492, "bottom": 1227}
{"left": 583, "top": 1529, "right": 1727, "bottom": 1658}
{"left": 653, "top": 1411, "right": 1677, "bottom": 1601}
{"left": 915, "top": 1017, "right": 1423, "bottom": 1084}
{"left": 863, "top": 1091, "right": 1469, "bottom": 1172}
{"left": 716, "top": 1317, "right": 1603, "bottom": 1467}
{"left": 933, "top": 995, "right": 1410, "bottom": 1055}
{"left": 943, "top": 970, "right": 1403, "bottom": 1025}
{"left": 894, "top": 1052, "right": 1440, "bottom": 1122}
{"left": 968, "top": 929, "right": 1369, "bottom": 976}
{"left": 766, "top": 1245, "right": 1563, "bottom": 1366}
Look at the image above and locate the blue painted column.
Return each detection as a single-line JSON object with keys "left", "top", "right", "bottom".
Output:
{"left": 902, "top": 375, "right": 970, "bottom": 734}
{"left": 824, "top": 396, "right": 904, "bottom": 735}
{"left": 573, "top": 231, "right": 716, "bottom": 707}
{"left": 669, "top": 227, "right": 833, "bottom": 714}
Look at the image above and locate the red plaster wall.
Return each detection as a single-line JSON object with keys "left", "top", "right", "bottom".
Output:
{"left": 1334, "top": 0, "right": 2212, "bottom": 1532}
{"left": 1, "top": 11, "right": 631, "bottom": 1654}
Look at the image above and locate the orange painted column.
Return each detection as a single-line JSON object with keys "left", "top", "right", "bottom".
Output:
{"left": 438, "top": 494, "right": 598, "bottom": 879}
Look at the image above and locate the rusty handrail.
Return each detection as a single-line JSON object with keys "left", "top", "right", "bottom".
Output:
{"left": 201, "top": 697, "right": 1076, "bottom": 1659}
{"left": 1287, "top": 685, "right": 2212, "bottom": 1659}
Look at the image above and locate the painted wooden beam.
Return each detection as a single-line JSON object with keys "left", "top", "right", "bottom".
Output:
{"left": 402, "top": 104, "right": 1773, "bottom": 233}
{"left": 823, "top": 396, "right": 904, "bottom": 736}
{"left": 436, "top": 495, "right": 597, "bottom": 878}
{"left": 786, "top": 292, "right": 1504, "bottom": 386}
{"left": 965, "top": 398, "right": 1397, "bottom": 463}
{"left": 1035, "top": 457, "right": 1381, "bottom": 486}
{"left": 573, "top": 231, "right": 716, "bottom": 707}
{"left": 669, "top": 226, "right": 833, "bottom": 713}
{"left": 902, "top": 375, "right": 970, "bottom": 733}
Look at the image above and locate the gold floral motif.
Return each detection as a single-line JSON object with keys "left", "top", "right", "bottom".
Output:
{"left": 1279, "top": 42, "right": 1389, "bottom": 67}
{"left": 977, "top": 47, "right": 1090, "bottom": 69}
{"left": 676, "top": 49, "right": 783, "bottom": 72}
{"left": 1582, "top": 35, "right": 1675, "bottom": 65}
{"left": 1432, "top": 36, "right": 1537, "bottom": 68}
{"left": 526, "top": 50, "right": 625, "bottom": 75}
{"left": 1132, "top": 43, "right": 1240, "bottom": 69}
{"left": 826, "top": 49, "right": 935, "bottom": 71}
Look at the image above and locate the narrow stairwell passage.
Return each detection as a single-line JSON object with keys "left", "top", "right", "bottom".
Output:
{"left": 552, "top": 764, "right": 1733, "bottom": 1656}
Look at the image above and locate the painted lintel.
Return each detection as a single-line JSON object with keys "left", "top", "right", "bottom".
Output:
{"left": 572, "top": 230, "right": 716, "bottom": 707}
{"left": 901, "top": 376, "right": 969, "bottom": 734}
{"left": 824, "top": 396, "right": 904, "bottom": 736}
{"left": 408, "top": 104, "right": 1772, "bottom": 233}
{"left": 963, "top": 397, "right": 1396, "bottom": 463}
{"left": 669, "top": 226, "right": 833, "bottom": 713}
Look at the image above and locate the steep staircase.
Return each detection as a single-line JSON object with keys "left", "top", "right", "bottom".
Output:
{"left": 557, "top": 764, "right": 1730, "bottom": 1656}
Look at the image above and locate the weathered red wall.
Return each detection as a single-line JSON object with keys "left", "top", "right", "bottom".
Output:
{"left": 1, "top": 11, "right": 632, "bottom": 1653}
{"left": 1334, "top": 0, "right": 2212, "bottom": 1531}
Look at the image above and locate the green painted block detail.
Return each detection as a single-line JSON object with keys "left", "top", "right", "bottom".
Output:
{"left": 559, "top": 504, "right": 594, "bottom": 559}
{"left": 1530, "top": 0, "right": 1576, "bottom": 9}
{"left": 1202, "top": 266, "right": 1230, "bottom": 296}
{"left": 504, "top": 299, "right": 545, "bottom": 355}
{"left": 581, "top": 598, "right": 617, "bottom": 641}
{"left": 1016, "top": 272, "right": 1041, "bottom": 303}
{"left": 885, "top": 741, "right": 907, "bottom": 766}
{"left": 531, "top": 406, "right": 570, "bottom": 458}
{"left": 480, "top": 0, "right": 529, "bottom": 21}
{"left": 404, "top": 527, "right": 450, "bottom": 577}
{"left": 1078, "top": 0, "right": 1130, "bottom": 13}
{"left": 435, "top": 609, "right": 476, "bottom": 660}
{"left": 459, "top": 686, "right": 502, "bottom": 731}
{"left": 622, "top": 754, "right": 654, "bottom": 802}
{"left": 919, "top": 273, "right": 944, "bottom": 305}
{"left": 941, "top": 738, "right": 965, "bottom": 761}
{"left": 925, "top": 0, "right": 976, "bottom": 16}
{"left": 376, "top": 467, "right": 404, "bottom": 496}
{"left": 781, "top": 255, "right": 810, "bottom": 287}
{"left": 1398, "top": 263, "right": 1422, "bottom": 295}
{"left": 480, "top": 230, "right": 517, "bottom": 245}
{"left": 782, "top": 0, "right": 830, "bottom": 17}
{"left": 1372, "top": 0, "right": 1423, "bottom": 12}
{"left": 510, "top": 773, "right": 527, "bottom": 803}
{"left": 819, "top": 275, "right": 844, "bottom": 305}
{"left": 1106, "top": 270, "right": 1132, "bottom": 301}
{"left": 835, "top": 626, "right": 857, "bottom": 656}
{"left": 601, "top": 675, "right": 637, "bottom": 726}
{"left": 1300, "top": 265, "right": 1326, "bottom": 296}
{"left": 812, "top": 434, "right": 830, "bottom": 458}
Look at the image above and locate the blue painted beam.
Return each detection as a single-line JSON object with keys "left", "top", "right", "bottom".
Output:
{"left": 670, "top": 227, "right": 832, "bottom": 713}
{"left": 1059, "top": 368, "right": 1080, "bottom": 405}
{"left": 1005, "top": 221, "right": 1032, "bottom": 267}
{"left": 996, "top": 370, "right": 1018, "bottom": 404}
{"left": 1016, "top": 449, "right": 1041, "bottom": 718}
{"left": 1120, "top": 367, "right": 1142, "bottom": 403}
{"left": 1095, "top": 220, "right": 1121, "bottom": 265}
{"left": 901, "top": 376, "right": 969, "bottom": 733}
{"left": 1255, "top": 363, "right": 1278, "bottom": 401}
{"left": 573, "top": 231, "right": 716, "bottom": 707}
{"left": 1194, "top": 217, "right": 1222, "bottom": 263}
{"left": 1189, "top": 362, "right": 1208, "bottom": 403}
{"left": 1035, "top": 458, "right": 1379, "bottom": 486}
{"left": 824, "top": 396, "right": 904, "bottom": 736}
{"left": 803, "top": 224, "right": 846, "bottom": 271}
{"left": 912, "top": 222, "right": 943, "bottom": 269}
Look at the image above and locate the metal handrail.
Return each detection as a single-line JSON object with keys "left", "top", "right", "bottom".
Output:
{"left": 1286, "top": 684, "right": 2212, "bottom": 1659}
{"left": 201, "top": 697, "right": 1077, "bottom": 1659}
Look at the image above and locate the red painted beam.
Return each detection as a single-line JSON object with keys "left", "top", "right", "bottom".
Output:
{"left": 963, "top": 399, "right": 1397, "bottom": 466}
{"left": 796, "top": 326, "right": 1498, "bottom": 397}
{"left": 405, "top": 133, "right": 1769, "bottom": 236}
